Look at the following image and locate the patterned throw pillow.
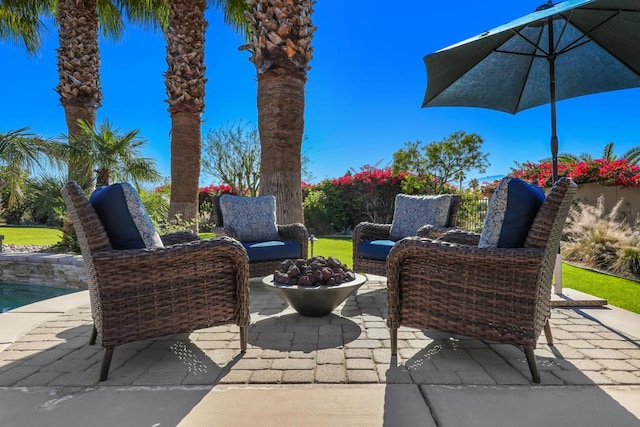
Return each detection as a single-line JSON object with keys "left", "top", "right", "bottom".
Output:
{"left": 478, "top": 177, "right": 546, "bottom": 248}
{"left": 388, "top": 194, "right": 453, "bottom": 241}
{"left": 219, "top": 194, "right": 280, "bottom": 242}
{"left": 90, "top": 183, "right": 164, "bottom": 250}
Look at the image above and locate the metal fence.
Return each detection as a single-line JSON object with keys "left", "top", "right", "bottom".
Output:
{"left": 456, "top": 197, "right": 489, "bottom": 233}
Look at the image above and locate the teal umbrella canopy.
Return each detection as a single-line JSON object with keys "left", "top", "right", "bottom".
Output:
{"left": 423, "top": 0, "right": 640, "bottom": 182}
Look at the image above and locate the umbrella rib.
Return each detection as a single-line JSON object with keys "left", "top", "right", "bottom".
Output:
{"left": 515, "top": 26, "right": 544, "bottom": 113}
{"left": 555, "top": 10, "right": 619, "bottom": 56}
{"left": 509, "top": 27, "right": 549, "bottom": 56}
{"left": 493, "top": 49, "right": 546, "bottom": 58}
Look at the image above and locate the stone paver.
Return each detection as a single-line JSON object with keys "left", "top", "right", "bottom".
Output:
{"left": 1, "top": 276, "right": 640, "bottom": 389}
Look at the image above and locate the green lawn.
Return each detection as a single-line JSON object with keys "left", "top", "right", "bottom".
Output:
{"left": 311, "top": 236, "right": 353, "bottom": 267}
{"left": 0, "top": 226, "right": 63, "bottom": 246}
{"left": 562, "top": 263, "right": 640, "bottom": 314}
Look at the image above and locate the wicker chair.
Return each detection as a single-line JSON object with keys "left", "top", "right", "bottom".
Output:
{"left": 61, "top": 181, "right": 250, "bottom": 381}
{"left": 352, "top": 194, "right": 461, "bottom": 276}
{"left": 387, "top": 178, "right": 577, "bottom": 383}
{"left": 213, "top": 195, "right": 308, "bottom": 278}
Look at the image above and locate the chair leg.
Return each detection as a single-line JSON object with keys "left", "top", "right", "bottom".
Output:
{"left": 99, "top": 347, "right": 114, "bottom": 382}
{"left": 390, "top": 328, "right": 398, "bottom": 356}
{"left": 89, "top": 325, "right": 97, "bottom": 345}
{"left": 240, "top": 326, "right": 247, "bottom": 352}
{"left": 544, "top": 319, "right": 553, "bottom": 346}
{"left": 524, "top": 348, "right": 540, "bottom": 384}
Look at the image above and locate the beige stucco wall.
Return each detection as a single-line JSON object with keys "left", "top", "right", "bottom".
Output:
{"left": 573, "top": 183, "right": 640, "bottom": 221}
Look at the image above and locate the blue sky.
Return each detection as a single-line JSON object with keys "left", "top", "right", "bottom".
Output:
{"left": 2, "top": 0, "right": 639, "bottom": 186}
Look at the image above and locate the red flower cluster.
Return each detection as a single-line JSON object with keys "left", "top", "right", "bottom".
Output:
{"left": 511, "top": 159, "right": 640, "bottom": 188}
{"left": 199, "top": 184, "right": 237, "bottom": 195}
{"left": 330, "top": 166, "right": 408, "bottom": 190}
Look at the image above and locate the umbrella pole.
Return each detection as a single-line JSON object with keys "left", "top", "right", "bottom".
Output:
{"left": 548, "top": 18, "right": 563, "bottom": 295}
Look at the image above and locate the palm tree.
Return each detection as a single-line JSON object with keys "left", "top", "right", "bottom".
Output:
{"left": 0, "top": 127, "right": 67, "bottom": 209}
{"left": 244, "top": 0, "right": 315, "bottom": 223}
{"left": 0, "top": 0, "right": 49, "bottom": 53}
{"left": 68, "top": 119, "right": 162, "bottom": 187}
{"left": 55, "top": 0, "right": 167, "bottom": 192}
{"left": 164, "top": 0, "right": 248, "bottom": 227}
{"left": 557, "top": 142, "right": 640, "bottom": 165}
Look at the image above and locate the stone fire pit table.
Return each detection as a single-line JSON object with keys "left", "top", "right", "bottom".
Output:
{"left": 261, "top": 273, "right": 367, "bottom": 316}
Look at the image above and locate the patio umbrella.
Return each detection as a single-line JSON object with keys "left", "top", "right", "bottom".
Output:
{"left": 422, "top": 0, "right": 640, "bottom": 184}
{"left": 422, "top": 0, "right": 640, "bottom": 296}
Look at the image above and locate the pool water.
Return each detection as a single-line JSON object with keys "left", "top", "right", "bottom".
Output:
{"left": 1, "top": 283, "right": 80, "bottom": 313}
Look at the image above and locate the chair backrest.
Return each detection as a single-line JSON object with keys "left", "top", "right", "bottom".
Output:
{"left": 524, "top": 177, "right": 577, "bottom": 283}
{"left": 61, "top": 181, "right": 112, "bottom": 263}
{"left": 447, "top": 194, "right": 462, "bottom": 228}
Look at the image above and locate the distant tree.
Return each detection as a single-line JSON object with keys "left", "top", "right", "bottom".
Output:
{"left": 202, "top": 121, "right": 314, "bottom": 196}
{"left": 24, "top": 174, "right": 68, "bottom": 226}
{"left": 68, "top": 119, "right": 162, "bottom": 188}
{"left": 392, "top": 131, "right": 490, "bottom": 193}
{"left": 556, "top": 141, "right": 640, "bottom": 165}
{"left": 392, "top": 140, "right": 428, "bottom": 176}
{"left": 202, "top": 121, "right": 261, "bottom": 196}
{"left": 0, "top": 127, "right": 66, "bottom": 209}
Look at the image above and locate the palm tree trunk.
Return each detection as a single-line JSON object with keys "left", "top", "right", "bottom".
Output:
{"left": 246, "top": 0, "right": 314, "bottom": 225}
{"left": 64, "top": 104, "right": 96, "bottom": 191}
{"left": 258, "top": 69, "right": 305, "bottom": 224}
{"left": 165, "top": 0, "right": 207, "bottom": 230}
{"left": 168, "top": 111, "right": 201, "bottom": 225}
{"left": 56, "top": 0, "right": 102, "bottom": 193}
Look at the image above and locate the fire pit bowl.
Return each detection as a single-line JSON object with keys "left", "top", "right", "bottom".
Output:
{"left": 261, "top": 273, "right": 366, "bottom": 317}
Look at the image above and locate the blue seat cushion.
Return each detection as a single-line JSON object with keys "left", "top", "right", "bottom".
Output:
{"left": 90, "top": 183, "right": 163, "bottom": 250}
{"left": 358, "top": 240, "right": 396, "bottom": 261}
{"left": 479, "top": 177, "right": 546, "bottom": 248}
{"left": 243, "top": 240, "right": 301, "bottom": 262}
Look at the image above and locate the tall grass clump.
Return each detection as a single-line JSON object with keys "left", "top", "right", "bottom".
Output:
{"left": 563, "top": 196, "right": 640, "bottom": 279}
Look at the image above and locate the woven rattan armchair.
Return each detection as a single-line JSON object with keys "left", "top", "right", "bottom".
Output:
{"left": 353, "top": 195, "right": 461, "bottom": 276}
{"left": 212, "top": 195, "right": 308, "bottom": 278}
{"left": 387, "top": 178, "right": 576, "bottom": 383}
{"left": 62, "top": 181, "right": 250, "bottom": 381}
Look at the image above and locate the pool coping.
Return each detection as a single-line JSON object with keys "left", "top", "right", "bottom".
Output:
{"left": 0, "top": 290, "right": 89, "bottom": 353}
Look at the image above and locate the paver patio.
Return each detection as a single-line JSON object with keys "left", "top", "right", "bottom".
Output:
{"left": 1, "top": 276, "right": 639, "bottom": 388}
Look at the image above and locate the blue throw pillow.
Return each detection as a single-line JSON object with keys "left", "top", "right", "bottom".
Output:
{"left": 479, "top": 177, "right": 546, "bottom": 248}
{"left": 90, "top": 183, "right": 164, "bottom": 250}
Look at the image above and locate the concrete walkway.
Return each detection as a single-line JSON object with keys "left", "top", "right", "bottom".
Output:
{"left": 1, "top": 276, "right": 639, "bottom": 426}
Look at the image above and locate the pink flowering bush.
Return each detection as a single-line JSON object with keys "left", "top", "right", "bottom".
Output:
{"left": 304, "top": 166, "right": 462, "bottom": 234}
{"left": 510, "top": 159, "right": 640, "bottom": 188}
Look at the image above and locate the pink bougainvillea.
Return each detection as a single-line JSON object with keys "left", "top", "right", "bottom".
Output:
{"left": 511, "top": 159, "right": 640, "bottom": 188}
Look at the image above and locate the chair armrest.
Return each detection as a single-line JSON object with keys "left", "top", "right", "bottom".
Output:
{"left": 353, "top": 222, "right": 392, "bottom": 244}
{"left": 211, "top": 226, "right": 229, "bottom": 237}
{"left": 386, "top": 237, "right": 547, "bottom": 329}
{"left": 277, "top": 223, "right": 309, "bottom": 258}
{"left": 160, "top": 231, "right": 201, "bottom": 246}
{"left": 90, "top": 236, "right": 250, "bottom": 332}
{"left": 437, "top": 229, "right": 481, "bottom": 246}
{"left": 388, "top": 237, "right": 545, "bottom": 272}
{"left": 416, "top": 225, "right": 458, "bottom": 239}
{"left": 93, "top": 236, "right": 248, "bottom": 276}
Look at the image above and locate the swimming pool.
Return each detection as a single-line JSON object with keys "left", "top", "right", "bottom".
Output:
{"left": 0, "top": 283, "right": 81, "bottom": 313}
